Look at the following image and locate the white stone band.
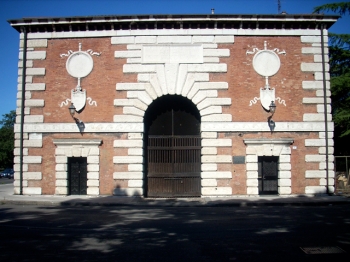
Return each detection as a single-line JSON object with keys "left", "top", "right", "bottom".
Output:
{"left": 14, "top": 122, "right": 333, "bottom": 133}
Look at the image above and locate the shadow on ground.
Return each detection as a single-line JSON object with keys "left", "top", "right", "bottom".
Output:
{"left": 0, "top": 197, "right": 350, "bottom": 262}
{"left": 59, "top": 186, "right": 350, "bottom": 207}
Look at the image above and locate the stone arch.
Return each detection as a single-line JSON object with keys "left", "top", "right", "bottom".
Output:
{"left": 144, "top": 94, "right": 201, "bottom": 136}
{"left": 113, "top": 40, "right": 234, "bottom": 197}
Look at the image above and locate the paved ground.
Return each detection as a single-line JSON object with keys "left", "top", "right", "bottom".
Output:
{"left": 1, "top": 181, "right": 350, "bottom": 207}
{"left": 0, "top": 178, "right": 13, "bottom": 185}
{"left": 0, "top": 203, "right": 349, "bottom": 261}
{"left": 1, "top": 181, "right": 350, "bottom": 261}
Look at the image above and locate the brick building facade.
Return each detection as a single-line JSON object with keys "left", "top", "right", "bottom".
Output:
{"left": 9, "top": 14, "right": 338, "bottom": 197}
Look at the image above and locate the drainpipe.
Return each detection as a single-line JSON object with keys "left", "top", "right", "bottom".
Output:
{"left": 19, "top": 26, "right": 27, "bottom": 195}
{"left": 320, "top": 23, "right": 330, "bottom": 195}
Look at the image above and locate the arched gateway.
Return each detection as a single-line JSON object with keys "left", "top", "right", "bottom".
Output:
{"left": 144, "top": 95, "right": 201, "bottom": 197}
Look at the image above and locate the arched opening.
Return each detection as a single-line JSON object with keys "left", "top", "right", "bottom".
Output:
{"left": 144, "top": 95, "right": 201, "bottom": 197}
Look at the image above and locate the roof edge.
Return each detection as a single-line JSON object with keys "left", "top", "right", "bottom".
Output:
{"left": 8, "top": 13, "right": 339, "bottom": 33}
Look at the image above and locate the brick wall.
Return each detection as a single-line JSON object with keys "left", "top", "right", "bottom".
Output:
{"left": 14, "top": 28, "right": 333, "bottom": 196}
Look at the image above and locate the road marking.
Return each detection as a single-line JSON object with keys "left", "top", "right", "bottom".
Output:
{"left": 300, "top": 246, "right": 345, "bottom": 254}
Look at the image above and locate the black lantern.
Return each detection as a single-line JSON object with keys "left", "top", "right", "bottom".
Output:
{"left": 269, "top": 119, "right": 276, "bottom": 132}
{"left": 269, "top": 101, "right": 276, "bottom": 115}
{"left": 68, "top": 103, "right": 76, "bottom": 118}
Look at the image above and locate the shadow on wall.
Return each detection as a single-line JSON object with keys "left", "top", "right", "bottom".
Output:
{"left": 112, "top": 184, "right": 142, "bottom": 197}
{"left": 58, "top": 189, "right": 350, "bottom": 208}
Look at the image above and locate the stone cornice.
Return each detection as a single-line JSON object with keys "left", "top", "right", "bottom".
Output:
{"left": 201, "top": 122, "right": 333, "bottom": 132}
{"left": 14, "top": 122, "right": 332, "bottom": 133}
{"left": 21, "top": 29, "right": 331, "bottom": 40}
{"left": 9, "top": 14, "right": 338, "bottom": 34}
{"left": 14, "top": 123, "right": 143, "bottom": 133}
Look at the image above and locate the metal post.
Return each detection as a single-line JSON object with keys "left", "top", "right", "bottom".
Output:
{"left": 346, "top": 157, "right": 349, "bottom": 180}
{"left": 320, "top": 24, "right": 330, "bottom": 194}
{"left": 19, "top": 26, "right": 27, "bottom": 195}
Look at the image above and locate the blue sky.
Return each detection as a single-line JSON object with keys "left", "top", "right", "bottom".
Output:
{"left": 0, "top": 0, "right": 349, "bottom": 121}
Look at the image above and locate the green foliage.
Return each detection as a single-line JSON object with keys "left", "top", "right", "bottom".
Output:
{"left": 332, "top": 70, "right": 350, "bottom": 136}
{"left": 313, "top": 2, "right": 350, "bottom": 15}
{"left": 328, "top": 35, "right": 350, "bottom": 140}
{"left": 329, "top": 33, "right": 350, "bottom": 48}
{"left": 313, "top": 2, "right": 350, "bottom": 154}
{"left": 0, "top": 110, "right": 16, "bottom": 128}
{"left": 0, "top": 110, "right": 15, "bottom": 168}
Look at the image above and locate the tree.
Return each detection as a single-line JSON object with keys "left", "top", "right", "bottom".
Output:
{"left": 314, "top": 2, "right": 350, "bottom": 155}
{"left": 314, "top": 2, "right": 350, "bottom": 15}
{"left": 0, "top": 110, "right": 16, "bottom": 169}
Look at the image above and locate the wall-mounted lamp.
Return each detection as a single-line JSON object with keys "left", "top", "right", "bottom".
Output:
{"left": 68, "top": 103, "right": 85, "bottom": 132}
{"left": 68, "top": 103, "right": 76, "bottom": 118}
{"left": 268, "top": 119, "right": 276, "bottom": 132}
{"left": 269, "top": 100, "right": 276, "bottom": 115}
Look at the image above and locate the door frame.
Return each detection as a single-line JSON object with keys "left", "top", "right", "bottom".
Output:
{"left": 53, "top": 139, "right": 102, "bottom": 196}
{"left": 244, "top": 139, "right": 294, "bottom": 195}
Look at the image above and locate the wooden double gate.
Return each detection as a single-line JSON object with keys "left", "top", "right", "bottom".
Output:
{"left": 147, "top": 135, "right": 201, "bottom": 197}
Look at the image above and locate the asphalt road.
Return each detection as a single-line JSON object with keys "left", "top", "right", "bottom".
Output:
{"left": 0, "top": 204, "right": 349, "bottom": 262}
{"left": 0, "top": 178, "right": 13, "bottom": 185}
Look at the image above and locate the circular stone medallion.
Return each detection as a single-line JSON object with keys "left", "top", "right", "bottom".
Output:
{"left": 66, "top": 51, "right": 93, "bottom": 78}
{"left": 252, "top": 50, "right": 281, "bottom": 77}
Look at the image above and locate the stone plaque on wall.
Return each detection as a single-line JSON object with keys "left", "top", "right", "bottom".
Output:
{"left": 232, "top": 156, "right": 245, "bottom": 164}
{"left": 142, "top": 45, "right": 203, "bottom": 64}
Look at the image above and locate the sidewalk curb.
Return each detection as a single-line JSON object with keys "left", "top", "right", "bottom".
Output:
{"left": 1, "top": 196, "right": 350, "bottom": 207}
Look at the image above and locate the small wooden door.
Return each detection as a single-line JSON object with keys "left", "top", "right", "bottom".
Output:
{"left": 68, "top": 157, "right": 87, "bottom": 195}
{"left": 258, "top": 156, "right": 279, "bottom": 195}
